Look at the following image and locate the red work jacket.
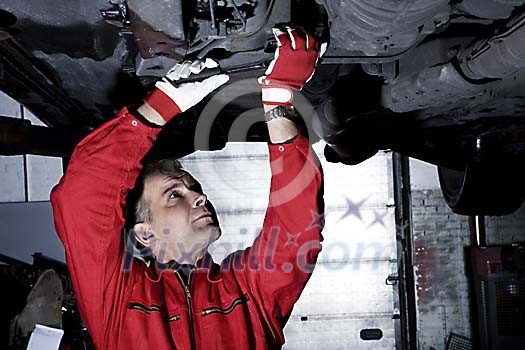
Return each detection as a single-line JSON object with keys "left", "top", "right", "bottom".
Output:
{"left": 51, "top": 108, "right": 324, "bottom": 349}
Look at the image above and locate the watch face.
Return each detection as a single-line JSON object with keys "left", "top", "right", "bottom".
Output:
{"left": 284, "top": 106, "right": 296, "bottom": 114}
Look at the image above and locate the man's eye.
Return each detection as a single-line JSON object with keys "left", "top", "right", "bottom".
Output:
{"left": 169, "top": 191, "right": 182, "bottom": 199}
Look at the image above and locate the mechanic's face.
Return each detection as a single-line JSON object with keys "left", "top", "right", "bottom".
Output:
{"left": 134, "top": 171, "right": 221, "bottom": 264}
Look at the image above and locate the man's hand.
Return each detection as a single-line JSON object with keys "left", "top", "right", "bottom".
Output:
{"left": 260, "top": 26, "right": 327, "bottom": 106}
{"left": 139, "top": 59, "right": 229, "bottom": 126}
{"left": 260, "top": 27, "right": 326, "bottom": 143}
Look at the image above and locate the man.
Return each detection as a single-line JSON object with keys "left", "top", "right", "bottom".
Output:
{"left": 51, "top": 27, "right": 325, "bottom": 349}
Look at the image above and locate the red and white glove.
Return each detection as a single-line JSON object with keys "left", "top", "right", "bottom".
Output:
{"left": 144, "top": 59, "right": 229, "bottom": 123}
{"left": 259, "top": 27, "right": 327, "bottom": 106}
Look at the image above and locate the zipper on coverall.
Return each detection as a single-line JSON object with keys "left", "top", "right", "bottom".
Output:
{"left": 175, "top": 270, "right": 196, "bottom": 350}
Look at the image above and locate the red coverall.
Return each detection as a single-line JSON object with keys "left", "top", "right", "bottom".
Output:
{"left": 51, "top": 107, "right": 324, "bottom": 349}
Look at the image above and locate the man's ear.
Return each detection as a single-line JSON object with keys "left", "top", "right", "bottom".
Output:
{"left": 133, "top": 223, "right": 155, "bottom": 247}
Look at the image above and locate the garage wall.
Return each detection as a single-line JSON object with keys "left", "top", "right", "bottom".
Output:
{"left": 409, "top": 159, "right": 525, "bottom": 350}
{"left": 0, "top": 92, "right": 63, "bottom": 203}
{"left": 0, "top": 201, "right": 65, "bottom": 263}
{"left": 485, "top": 204, "right": 525, "bottom": 245}
{"left": 0, "top": 92, "right": 64, "bottom": 263}
{"left": 410, "top": 183, "right": 471, "bottom": 349}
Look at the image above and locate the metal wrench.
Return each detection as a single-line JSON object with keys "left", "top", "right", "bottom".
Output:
{"left": 171, "top": 62, "right": 269, "bottom": 85}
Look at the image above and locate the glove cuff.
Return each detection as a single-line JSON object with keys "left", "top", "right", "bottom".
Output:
{"left": 260, "top": 80, "right": 295, "bottom": 106}
{"left": 144, "top": 88, "right": 182, "bottom": 123}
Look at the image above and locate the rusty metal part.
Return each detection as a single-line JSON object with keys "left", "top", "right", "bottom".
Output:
{"left": 129, "top": 12, "right": 186, "bottom": 60}
{"left": 127, "top": 0, "right": 186, "bottom": 60}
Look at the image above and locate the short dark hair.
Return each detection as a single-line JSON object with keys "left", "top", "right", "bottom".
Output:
{"left": 126, "top": 158, "right": 184, "bottom": 227}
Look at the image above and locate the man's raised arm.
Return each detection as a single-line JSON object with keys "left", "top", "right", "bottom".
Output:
{"left": 50, "top": 61, "right": 228, "bottom": 347}
{"left": 225, "top": 27, "right": 327, "bottom": 346}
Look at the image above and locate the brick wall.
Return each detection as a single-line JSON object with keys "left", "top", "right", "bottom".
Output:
{"left": 410, "top": 160, "right": 525, "bottom": 349}
{"left": 412, "top": 190, "right": 471, "bottom": 350}
{"left": 486, "top": 204, "right": 525, "bottom": 245}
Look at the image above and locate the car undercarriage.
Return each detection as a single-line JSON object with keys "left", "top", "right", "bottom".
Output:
{"left": 1, "top": 0, "right": 525, "bottom": 214}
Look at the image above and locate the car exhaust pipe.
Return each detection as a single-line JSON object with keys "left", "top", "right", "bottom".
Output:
{"left": 382, "top": 9, "right": 525, "bottom": 113}
{"left": 461, "top": 12, "right": 525, "bottom": 80}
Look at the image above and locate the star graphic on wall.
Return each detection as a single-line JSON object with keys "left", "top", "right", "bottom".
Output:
{"left": 366, "top": 210, "right": 388, "bottom": 229}
{"left": 285, "top": 232, "right": 299, "bottom": 247}
{"left": 306, "top": 210, "right": 325, "bottom": 230}
{"left": 339, "top": 196, "right": 367, "bottom": 223}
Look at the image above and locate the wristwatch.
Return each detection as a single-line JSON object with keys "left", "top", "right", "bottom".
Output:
{"left": 264, "top": 105, "right": 300, "bottom": 122}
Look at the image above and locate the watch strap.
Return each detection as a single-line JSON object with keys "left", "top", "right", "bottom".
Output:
{"left": 264, "top": 105, "right": 300, "bottom": 122}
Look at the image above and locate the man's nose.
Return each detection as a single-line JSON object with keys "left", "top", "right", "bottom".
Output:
{"left": 193, "top": 193, "right": 207, "bottom": 208}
